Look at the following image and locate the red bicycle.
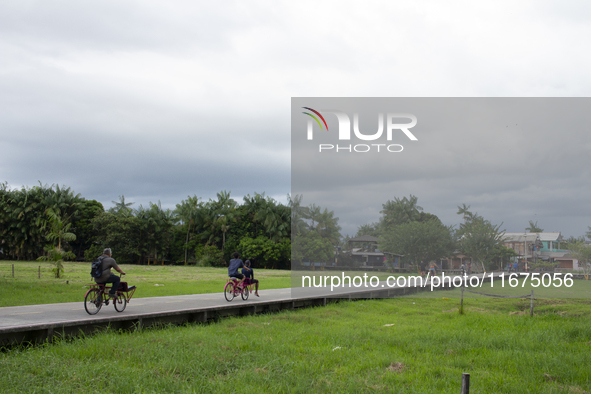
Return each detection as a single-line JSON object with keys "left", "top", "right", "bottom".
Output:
{"left": 224, "top": 278, "right": 250, "bottom": 302}
{"left": 84, "top": 275, "right": 137, "bottom": 315}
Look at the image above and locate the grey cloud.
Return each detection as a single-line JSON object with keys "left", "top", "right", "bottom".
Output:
{"left": 292, "top": 98, "right": 591, "bottom": 238}
{"left": 3, "top": 1, "right": 591, "bottom": 232}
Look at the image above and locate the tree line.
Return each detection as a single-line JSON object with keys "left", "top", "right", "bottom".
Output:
{"left": 0, "top": 182, "right": 299, "bottom": 269}
{"left": 349, "top": 196, "right": 518, "bottom": 271}
{"left": 3, "top": 181, "right": 589, "bottom": 274}
{"left": 349, "top": 196, "right": 591, "bottom": 272}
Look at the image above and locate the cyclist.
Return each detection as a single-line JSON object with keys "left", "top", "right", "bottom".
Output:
{"left": 228, "top": 252, "right": 251, "bottom": 286}
{"left": 419, "top": 261, "right": 427, "bottom": 278}
{"left": 429, "top": 263, "right": 437, "bottom": 277}
{"left": 243, "top": 260, "right": 259, "bottom": 297}
{"left": 94, "top": 248, "right": 126, "bottom": 299}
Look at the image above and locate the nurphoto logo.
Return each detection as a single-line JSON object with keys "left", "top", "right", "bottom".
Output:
{"left": 301, "top": 107, "right": 418, "bottom": 153}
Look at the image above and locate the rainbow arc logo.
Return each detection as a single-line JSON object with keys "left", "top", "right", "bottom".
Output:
{"left": 301, "top": 107, "right": 329, "bottom": 131}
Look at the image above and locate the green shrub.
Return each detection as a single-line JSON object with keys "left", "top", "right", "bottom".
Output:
{"left": 195, "top": 244, "right": 225, "bottom": 267}
{"left": 84, "top": 244, "right": 104, "bottom": 262}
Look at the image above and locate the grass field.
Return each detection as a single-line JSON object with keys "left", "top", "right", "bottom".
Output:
{"left": 411, "top": 276, "right": 591, "bottom": 299}
{"left": 1, "top": 297, "right": 591, "bottom": 393}
{"left": 0, "top": 261, "right": 291, "bottom": 307}
{"left": 3, "top": 260, "right": 590, "bottom": 307}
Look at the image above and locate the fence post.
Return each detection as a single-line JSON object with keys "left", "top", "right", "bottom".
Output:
{"left": 39, "top": 266, "right": 41, "bottom": 279}
{"left": 530, "top": 290, "right": 534, "bottom": 317}
{"left": 12, "top": 264, "right": 14, "bottom": 278}
{"left": 461, "top": 373, "right": 470, "bottom": 394}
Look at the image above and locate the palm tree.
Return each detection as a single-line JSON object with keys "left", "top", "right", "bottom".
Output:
{"left": 288, "top": 194, "right": 307, "bottom": 236}
{"left": 218, "top": 215, "right": 231, "bottom": 252}
{"left": 304, "top": 204, "right": 322, "bottom": 230}
{"left": 198, "top": 192, "right": 237, "bottom": 251}
{"left": 174, "top": 195, "right": 203, "bottom": 265}
{"left": 380, "top": 195, "right": 423, "bottom": 230}
{"left": 205, "top": 191, "right": 237, "bottom": 251}
{"left": 249, "top": 195, "right": 290, "bottom": 243}
{"left": 526, "top": 220, "right": 543, "bottom": 233}
{"left": 7, "top": 186, "right": 47, "bottom": 259}
{"left": 110, "top": 195, "right": 134, "bottom": 217}
{"left": 457, "top": 203, "right": 472, "bottom": 225}
{"left": 38, "top": 208, "right": 77, "bottom": 278}
{"left": 315, "top": 208, "right": 341, "bottom": 245}
{"left": 43, "top": 184, "right": 81, "bottom": 218}
{"left": 44, "top": 208, "right": 77, "bottom": 251}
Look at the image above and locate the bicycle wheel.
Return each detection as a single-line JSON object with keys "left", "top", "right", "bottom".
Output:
{"left": 241, "top": 284, "right": 249, "bottom": 301}
{"left": 114, "top": 294, "right": 127, "bottom": 312}
{"left": 84, "top": 288, "right": 102, "bottom": 315}
{"left": 224, "top": 282, "right": 235, "bottom": 302}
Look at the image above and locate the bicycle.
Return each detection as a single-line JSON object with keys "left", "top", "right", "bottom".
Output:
{"left": 84, "top": 274, "right": 137, "bottom": 315}
{"left": 224, "top": 277, "right": 250, "bottom": 302}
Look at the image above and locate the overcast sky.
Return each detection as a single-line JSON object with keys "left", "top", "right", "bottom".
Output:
{"left": 1, "top": 1, "right": 590, "bottom": 237}
{"left": 292, "top": 98, "right": 591, "bottom": 238}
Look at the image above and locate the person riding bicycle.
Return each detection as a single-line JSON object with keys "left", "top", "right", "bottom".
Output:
{"left": 419, "top": 261, "right": 427, "bottom": 278}
{"left": 243, "top": 259, "right": 259, "bottom": 297}
{"left": 94, "top": 248, "right": 126, "bottom": 299}
{"left": 228, "top": 252, "right": 250, "bottom": 285}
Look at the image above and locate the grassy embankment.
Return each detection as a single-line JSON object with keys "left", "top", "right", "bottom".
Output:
{"left": 3, "top": 260, "right": 591, "bottom": 306}
{"left": 0, "top": 260, "right": 437, "bottom": 307}
{"left": 410, "top": 274, "right": 591, "bottom": 300}
{"left": 0, "top": 260, "right": 291, "bottom": 307}
{"left": 1, "top": 297, "right": 591, "bottom": 393}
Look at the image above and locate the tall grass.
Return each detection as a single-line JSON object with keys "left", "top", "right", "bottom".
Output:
{"left": 1, "top": 298, "right": 590, "bottom": 393}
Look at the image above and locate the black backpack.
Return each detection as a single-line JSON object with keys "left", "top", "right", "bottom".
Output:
{"left": 90, "top": 256, "right": 105, "bottom": 278}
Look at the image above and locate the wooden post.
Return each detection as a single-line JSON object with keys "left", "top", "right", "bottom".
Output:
{"left": 461, "top": 373, "right": 470, "bottom": 393}
{"left": 38, "top": 266, "right": 41, "bottom": 279}
{"left": 530, "top": 290, "right": 534, "bottom": 317}
{"left": 12, "top": 264, "right": 14, "bottom": 278}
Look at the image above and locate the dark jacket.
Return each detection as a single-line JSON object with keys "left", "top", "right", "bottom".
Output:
{"left": 94, "top": 255, "right": 119, "bottom": 283}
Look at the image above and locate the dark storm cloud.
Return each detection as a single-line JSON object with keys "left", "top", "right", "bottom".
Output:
{"left": 2, "top": 104, "right": 290, "bottom": 208}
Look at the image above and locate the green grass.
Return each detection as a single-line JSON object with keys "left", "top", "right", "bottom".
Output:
{"left": 0, "top": 261, "right": 291, "bottom": 307}
{"left": 409, "top": 275, "right": 591, "bottom": 299}
{"left": 1, "top": 297, "right": 591, "bottom": 393}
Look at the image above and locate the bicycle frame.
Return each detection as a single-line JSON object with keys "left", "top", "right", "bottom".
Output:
{"left": 224, "top": 278, "right": 249, "bottom": 302}
{"left": 87, "top": 282, "right": 136, "bottom": 303}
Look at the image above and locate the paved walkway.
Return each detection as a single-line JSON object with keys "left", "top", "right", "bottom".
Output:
{"left": 0, "top": 273, "right": 490, "bottom": 345}
{"left": 0, "top": 288, "right": 293, "bottom": 330}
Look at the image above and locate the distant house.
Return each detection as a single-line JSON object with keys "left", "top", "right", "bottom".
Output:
{"left": 347, "top": 235, "right": 402, "bottom": 268}
{"left": 503, "top": 232, "right": 581, "bottom": 271}
{"left": 443, "top": 254, "right": 471, "bottom": 270}
{"left": 502, "top": 233, "right": 541, "bottom": 261}
{"left": 538, "top": 232, "right": 564, "bottom": 252}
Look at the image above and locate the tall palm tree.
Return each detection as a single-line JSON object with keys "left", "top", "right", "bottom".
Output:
{"left": 174, "top": 195, "right": 203, "bottom": 265}
{"left": 315, "top": 208, "right": 341, "bottom": 245}
{"left": 199, "top": 192, "right": 237, "bottom": 251}
{"left": 380, "top": 195, "right": 423, "bottom": 231}
{"left": 526, "top": 220, "right": 543, "bottom": 233}
{"left": 111, "top": 195, "right": 134, "bottom": 217}
{"left": 44, "top": 208, "right": 77, "bottom": 251}
{"left": 288, "top": 194, "right": 306, "bottom": 236}
{"left": 457, "top": 203, "right": 472, "bottom": 225}
{"left": 304, "top": 204, "right": 322, "bottom": 230}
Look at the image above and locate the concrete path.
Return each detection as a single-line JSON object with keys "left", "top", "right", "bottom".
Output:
{"left": 0, "top": 273, "right": 490, "bottom": 345}
{"left": 0, "top": 288, "right": 292, "bottom": 330}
